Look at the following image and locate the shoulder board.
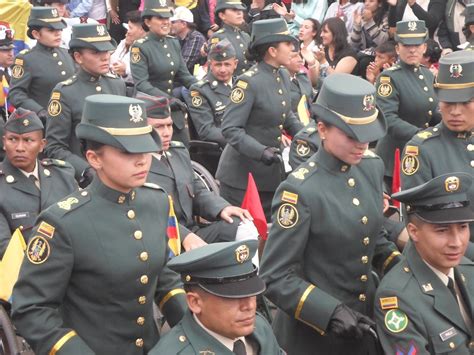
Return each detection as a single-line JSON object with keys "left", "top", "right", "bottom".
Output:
{"left": 194, "top": 79, "right": 208, "bottom": 88}
{"left": 143, "top": 182, "right": 165, "bottom": 192}
{"left": 19, "top": 49, "right": 30, "bottom": 56}
{"left": 53, "top": 191, "right": 91, "bottom": 217}
{"left": 411, "top": 126, "right": 440, "bottom": 144}
{"left": 362, "top": 149, "right": 379, "bottom": 159}
{"left": 385, "top": 64, "right": 401, "bottom": 71}
{"left": 136, "top": 37, "right": 147, "bottom": 44}
{"left": 170, "top": 141, "right": 185, "bottom": 148}
{"left": 243, "top": 70, "right": 254, "bottom": 77}
{"left": 215, "top": 29, "right": 225, "bottom": 34}
{"left": 60, "top": 75, "right": 77, "bottom": 86}
{"left": 288, "top": 159, "right": 318, "bottom": 184}
{"left": 104, "top": 72, "right": 119, "bottom": 79}
{"left": 41, "top": 159, "right": 71, "bottom": 168}
{"left": 236, "top": 80, "right": 248, "bottom": 89}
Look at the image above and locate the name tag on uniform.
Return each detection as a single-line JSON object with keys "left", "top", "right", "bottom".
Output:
{"left": 439, "top": 327, "right": 457, "bottom": 341}
{"left": 11, "top": 212, "right": 29, "bottom": 220}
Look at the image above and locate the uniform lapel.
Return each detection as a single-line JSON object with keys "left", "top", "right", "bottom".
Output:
{"left": 2, "top": 159, "right": 40, "bottom": 197}
{"left": 149, "top": 155, "right": 174, "bottom": 178}
{"left": 455, "top": 263, "right": 474, "bottom": 330}
{"left": 407, "top": 244, "right": 470, "bottom": 335}
{"left": 38, "top": 163, "right": 53, "bottom": 209}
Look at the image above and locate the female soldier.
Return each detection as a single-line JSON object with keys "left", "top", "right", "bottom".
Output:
{"left": 131, "top": 0, "right": 197, "bottom": 145}
{"left": 374, "top": 20, "right": 440, "bottom": 189}
{"left": 216, "top": 18, "right": 303, "bottom": 219}
{"left": 260, "top": 73, "right": 400, "bottom": 355}
{"left": 12, "top": 95, "right": 186, "bottom": 355}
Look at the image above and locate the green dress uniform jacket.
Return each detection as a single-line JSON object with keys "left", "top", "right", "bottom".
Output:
{"left": 185, "top": 72, "right": 231, "bottom": 147}
{"left": 259, "top": 148, "right": 400, "bottom": 354}
{"left": 375, "top": 243, "right": 474, "bottom": 354}
{"left": 12, "top": 178, "right": 187, "bottom": 355}
{"left": 8, "top": 43, "right": 75, "bottom": 114}
{"left": 209, "top": 24, "right": 252, "bottom": 75}
{"left": 216, "top": 61, "right": 303, "bottom": 193}
{"left": 288, "top": 120, "right": 319, "bottom": 170}
{"left": 149, "top": 311, "right": 285, "bottom": 355}
{"left": 374, "top": 61, "right": 440, "bottom": 177}
{"left": 0, "top": 158, "right": 77, "bottom": 258}
{"left": 147, "top": 142, "right": 238, "bottom": 243}
{"left": 289, "top": 71, "right": 314, "bottom": 118}
{"left": 401, "top": 124, "right": 474, "bottom": 260}
{"left": 44, "top": 69, "right": 126, "bottom": 179}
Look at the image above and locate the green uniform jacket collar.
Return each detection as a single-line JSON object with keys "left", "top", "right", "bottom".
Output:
{"left": 405, "top": 243, "right": 474, "bottom": 336}
{"left": 223, "top": 23, "right": 241, "bottom": 33}
{"left": 440, "top": 122, "right": 474, "bottom": 140}
{"left": 205, "top": 71, "right": 232, "bottom": 95}
{"left": 258, "top": 61, "right": 281, "bottom": 75}
{"left": 147, "top": 31, "right": 168, "bottom": 42}
{"left": 316, "top": 146, "right": 352, "bottom": 174}
{"left": 36, "top": 42, "right": 57, "bottom": 52}
{"left": 399, "top": 60, "right": 422, "bottom": 72}
{"left": 88, "top": 176, "right": 137, "bottom": 205}
{"left": 1, "top": 159, "right": 40, "bottom": 197}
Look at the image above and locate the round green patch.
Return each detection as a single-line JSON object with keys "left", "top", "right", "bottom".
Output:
{"left": 384, "top": 309, "right": 408, "bottom": 333}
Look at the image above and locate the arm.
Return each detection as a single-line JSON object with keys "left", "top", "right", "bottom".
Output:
{"left": 130, "top": 44, "right": 169, "bottom": 97}
{"left": 410, "top": 0, "right": 446, "bottom": 35}
{"left": 69, "top": 0, "right": 93, "bottom": 17}
{"left": 8, "top": 56, "right": 43, "bottom": 113}
{"left": 181, "top": 33, "right": 206, "bottom": 73}
{"left": 329, "top": 56, "right": 358, "bottom": 74}
{"left": 364, "top": 14, "right": 389, "bottom": 47}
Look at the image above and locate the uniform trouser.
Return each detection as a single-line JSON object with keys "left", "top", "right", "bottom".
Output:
{"left": 192, "top": 217, "right": 239, "bottom": 243}
{"left": 219, "top": 183, "right": 275, "bottom": 221}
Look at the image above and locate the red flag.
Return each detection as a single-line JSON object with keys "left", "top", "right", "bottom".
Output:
{"left": 392, "top": 148, "right": 401, "bottom": 208}
{"left": 241, "top": 173, "right": 268, "bottom": 240}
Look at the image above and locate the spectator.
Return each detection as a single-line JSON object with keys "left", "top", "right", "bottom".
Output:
{"left": 271, "top": 0, "right": 327, "bottom": 36}
{"left": 461, "top": 4, "right": 474, "bottom": 49}
{"left": 324, "top": 0, "right": 364, "bottom": 34}
{"left": 110, "top": 10, "right": 147, "bottom": 84}
{"left": 107, "top": 0, "right": 140, "bottom": 43}
{"left": 68, "top": 0, "right": 107, "bottom": 23}
{"left": 365, "top": 40, "right": 397, "bottom": 83}
{"left": 171, "top": 7, "right": 207, "bottom": 73}
{"left": 420, "top": 38, "right": 441, "bottom": 75}
{"left": 299, "top": 18, "right": 320, "bottom": 52}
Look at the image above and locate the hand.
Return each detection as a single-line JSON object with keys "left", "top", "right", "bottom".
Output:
{"left": 37, "top": 109, "right": 48, "bottom": 122}
{"left": 182, "top": 233, "right": 207, "bottom": 251}
{"left": 314, "top": 46, "right": 326, "bottom": 62}
{"left": 365, "top": 61, "right": 379, "bottom": 84}
{"left": 383, "top": 192, "right": 390, "bottom": 213}
{"left": 353, "top": 9, "right": 362, "bottom": 25}
{"left": 261, "top": 147, "right": 280, "bottom": 166}
{"left": 386, "top": 0, "right": 397, "bottom": 6}
{"left": 111, "top": 61, "right": 126, "bottom": 77}
{"left": 281, "top": 134, "right": 291, "bottom": 148}
{"left": 169, "top": 98, "right": 187, "bottom": 112}
{"left": 200, "top": 42, "right": 209, "bottom": 57}
{"left": 271, "top": 2, "right": 289, "bottom": 16}
{"left": 220, "top": 206, "right": 253, "bottom": 223}
{"left": 300, "top": 46, "right": 316, "bottom": 65}
{"left": 109, "top": 9, "right": 120, "bottom": 24}
{"left": 328, "top": 304, "right": 372, "bottom": 339}
{"left": 362, "top": 8, "right": 373, "bottom": 22}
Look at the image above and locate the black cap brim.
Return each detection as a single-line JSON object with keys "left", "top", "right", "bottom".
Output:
{"left": 198, "top": 274, "right": 266, "bottom": 298}
{"left": 69, "top": 38, "right": 117, "bottom": 51}
{"left": 250, "top": 34, "right": 297, "bottom": 50}
{"left": 0, "top": 43, "right": 15, "bottom": 50}
{"left": 414, "top": 206, "right": 474, "bottom": 224}
{"left": 215, "top": 3, "right": 246, "bottom": 13}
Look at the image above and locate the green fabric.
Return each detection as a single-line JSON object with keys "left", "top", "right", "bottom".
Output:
{"left": 375, "top": 243, "right": 474, "bottom": 354}
{"left": 394, "top": 20, "right": 428, "bottom": 45}
{"left": 69, "top": 24, "right": 116, "bottom": 51}
{"left": 288, "top": 120, "right": 319, "bottom": 170}
{"left": 435, "top": 50, "right": 474, "bottom": 102}
{"left": 249, "top": 18, "right": 296, "bottom": 50}
{"left": 12, "top": 178, "right": 186, "bottom": 355}
{"left": 28, "top": 7, "right": 66, "bottom": 30}
{"left": 142, "top": 0, "right": 173, "bottom": 18}
{"left": 4, "top": 108, "right": 43, "bottom": 134}
{"left": 44, "top": 69, "right": 126, "bottom": 179}
{"left": 208, "top": 38, "right": 236, "bottom": 61}
{"left": 9, "top": 44, "right": 75, "bottom": 113}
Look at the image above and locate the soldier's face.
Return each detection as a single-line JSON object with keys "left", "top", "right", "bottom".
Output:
{"left": 148, "top": 116, "right": 173, "bottom": 151}
{"left": 3, "top": 130, "right": 46, "bottom": 172}
{"left": 408, "top": 221, "right": 469, "bottom": 274}
{"left": 268, "top": 41, "right": 294, "bottom": 67}
{"left": 125, "top": 21, "right": 146, "bottom": 46}
{"left": 32, "top": 27, "right": 62, "bottom": 48}
{"left": 439, "top": 99, "right": 474, "bottom": 132}
{"left": 0, "top": 48, "right": 14, "bottom": 68}
{"left": 145, "top": 16, "right": 170, "bottom": 36}
{"left": 396, "top": 43, "right": 426, "bottom": 66}
{"left": 317, "top": 122, "right": 369, "bottom": 165}
{"left": 209, "top": 58, "right": 238, "bottom": 82}
{"left": 286, "top": 51, "right": 304, "bottom": 75}
{"left": 219, "top": 9, "right": 244, "bottom": 27}
{"left": 86, "top": 145, "right": 152, "bottom": 193}
{"left": 74, "top": 49, "right": 111, "bottom": 76}
{"left": 187, "top": 289, "right": 257, "bottom": 339}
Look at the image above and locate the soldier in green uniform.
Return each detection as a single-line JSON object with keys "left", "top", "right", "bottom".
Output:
{"left": 0, "top": 108, "right": 77, "bottom": 258}
{"left": 209, "top": 0, "right": 252, "bottom": 76}
{"left": 185, "top": 39, "right": 237, "bottom": 148}
{"left": 374, "top": 20, "right": 440, "bottom": 189}
{"left": 8, "top": 7, "right": 75, "bottom": 124}
{"left": 375, "top": 173, "right": 474, "bottom": 354}
{"left": 288, "top": 120, "right": 319, "bottom": 169}
{"left": 12, "top": 95, "right": 186, "bottom": 355}
{"left": 216, "top": 18, "right": 303, "bottom": 219}
{"left": 141, "top": 94, "right": 258, "bottom": 249}
{"left": 130, "top": 0, "right": 197, "bottom": 146}
{"left": 401, "top": 50, "right": 474, "bottom": 260}
{"left": 149, "top": 240, "right": 284, "bottom": 355}
{"left": 260, "top": 73, "right": 401, "bottom": 355}
{"left": 44, "top": 23, "right": 126, "bottom": 182}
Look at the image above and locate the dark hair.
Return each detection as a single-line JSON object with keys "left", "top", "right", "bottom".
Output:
{"left": 320, "top": 17, "right": 348, "bottom": 54}
{"left": 462, "top": 24, "right": 474, "bottom": 41}
{"left": 246, "top": 41, "right": 279, "bottom": 62}
{"left": 423, "top": 38, "right": 442, "bottom": 64}
{"left": 126, "top": 10, "right": 143, "bottom": 24}
{"left": 80, "top": 139, "right": 105, "bottom": 156}
{"left": 372, "top": 0, "right": 389, "bottom": 26}
{"left": 302, "top": 18, "right": 321, "bottom": 44}
{"left": 142, "top": 15, "right": 155, "bottom": 31}
{"left": 375, "top": 40, "right": 396, "bottom": 57}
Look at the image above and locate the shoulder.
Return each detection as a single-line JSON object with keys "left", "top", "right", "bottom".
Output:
{"left": 287, "top": 157, "right": 318, "bottom": 186}
{"left": 40, "top": 159, "right": 75, "bottom": 175}
{"left": 54, "top": 75, "right": 78, "bottom": 90}
{"left": 14, "top": 48, "right": 31, "bottom": 60}
{"left": 190, "top": 79, "right": 209, "bottom": 90}
{"left": 294, "top": 123, "right": 317, "bottom": 140}
{"left": 104, "top": 72, "right": 121, "bottom": 80}
{"left": 376, "top": 260, "right": 414, "bottom": 298}
{"left": 169, "top": 141, "right": 187, "bottom": 149}
{"left": 142, "top": 182, "right": 167, "bottom": 193}
{"left": 408, "top": 126, "right": 441, "bottom": 146}
{"left": 133, "top": 36, "right": 148, "bottom": 47}
{"left": 45, "top": 189, "right": 91, "bottom": 219}
{"left": 361, "top": 149, "right": 381, "bottom": 160}
{"left": 150, "top": 324, "right": 189, "bottom": 355}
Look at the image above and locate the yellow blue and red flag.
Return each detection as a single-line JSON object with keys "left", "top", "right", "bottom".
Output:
{"left": 0, "top": 228, "right": 26, "bottom": 302}
{"left": 0, "top": 1, "right": 32, "bottom": 54}
{"left": 167, "top": 195, "right": 181, "bottom": 258}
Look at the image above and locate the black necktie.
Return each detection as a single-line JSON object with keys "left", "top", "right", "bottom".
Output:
{"left": 447, "top": 277, "right": 459, "bottom": 304}
{"left": 233, "top": 339, "right": 247, "bottom": 355}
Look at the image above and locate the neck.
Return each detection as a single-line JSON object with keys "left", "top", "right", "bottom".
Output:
{"left": 263, "top": 57, "right": 280, "bottom": 68}
{"left": 178, "top": 27, "right": 190, "bottom": 40}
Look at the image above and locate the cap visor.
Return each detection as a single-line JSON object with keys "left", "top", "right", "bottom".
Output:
{"left": 415, "top": 207, "right": 474, "bottom": 224}
{"left": 435, "top": 88, "right": 474, "bottom": 103}
{"left": 91, "top": 41, "right": 117, "bottom": 51}
{"left": 395, "top": 36, "right": 426, "bottom": 45}
{"left": 49, "top": 21, "right": 67, "bottom": 30}
{"left": 251, "top": 34, "right": 297, "bottom": 49}
{"left": 115, "top": 130, "right": 161, "bottom": 153}
{"left": 198, "top": 275, "right": 266, "bottom": 299}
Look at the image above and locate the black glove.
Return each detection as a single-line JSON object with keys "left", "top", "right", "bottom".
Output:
{"left": 261, "top": 147, "right": 280, "bottom": 166}
{"left": 37, "top": 109, "right": 48, "bottom": 123}
{"left": 327, "top": 304, "right": 373, "bottom": 339}
{"left": 169, "top": 98, "right": 187, "bottom": 112}
{"left": 79, "top": 167, "right": 95, "bottom": 189}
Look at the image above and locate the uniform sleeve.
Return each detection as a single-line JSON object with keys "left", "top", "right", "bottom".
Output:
{"left": 155, "top": 264, "right": 187, "bottom": 327}
{"left": 400, "top": 141, "right": 433, "bottom": 190}
{"left": 8, "top": 55, "right": 43, "bottom": 113}
{"left": 221, "top": 80, "right": 267, "bottom": 161}
{"left": 376, "top": 74, "right": 420, "bottom": 141}
{"left": 288, "top": 138, "right": 317, "bottom": 170}
{"left": 184, "top": 87, "right": 226, "bottom": 147}
{"left": 44, "top": 89, "right": 89, "bottom": 179}
{"left": 191, "top": 170, "right": 230, "bottom": 221}
{"left": 130, "top": 44, "right": 168, "bottom": 98}
{"left": 0, "top": 211, "right": 12, "bottom": 259}
{"left": 12, "top": 213, "right": 95, "bottom": 355}
{"left": 375, "top": 287, "right": 429, "bottom": 354}
{"left": 284, "top": 110, "right": 304, "bottom": 138}
{"left": 372, "top": 227, "right": 402, "bottom": 275}
{"left": 259, "top": 182, "right": 340, "bottom": 334}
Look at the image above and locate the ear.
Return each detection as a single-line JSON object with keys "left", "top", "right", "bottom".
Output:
{"left": 31, "top": 29, "right": 41, "bottom": 40}
{"left": 267, "top": 46, "right": 278, "bottom": 58}
{"left": 39, "top": 138, "right": 47, "bottom": 153}
{"left": 395, "top": 44, "right": 400, "bottom": 55}
{"left": 73, "top": 51, "right": 83, "bottom": 65}
{"left": 317, "top": 121, "right": 327, "bottom": 136}
{"left": 186, "top": 291, "right": 203, "bottom": 315}
{"left": 406, "top": 222, "right": 418, "bottom": 243}
{"left": 86, "top": 149, "right": 102, "bottom": 170}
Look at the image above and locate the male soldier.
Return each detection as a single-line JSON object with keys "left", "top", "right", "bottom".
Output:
{"left": 375, "top": 173, "right": 474, "bottom": 354}
{"left": 185, "top": 39, "right": 237, "bottom": 148}
{"left": 288, "top": 120, "right": 319, "bottom": 170}
{"left": 0, "top": 22, "right": 15, "bottom": 158}
{"left": 8, "top": 7, "right": 75, "bottom": 124}
{"left": 401, "top": 50, "right": 474, "bottom": 260}
{"left": 209, "top": 0, "right": 252, "bottom": 75}
{"left": 0, "top": 108, "right": 77, "bottom": 258}
{"left": 44, "top": 23, "right": 126, "bottom": 182}
{"left": 149, "top": 240, "right": 285, "bottom": 354}
{"left": 141, "top": 94, "right": 259, "bottom": 249}
{"left": 374, "top": 20, "right": 440, "bottom": 189}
